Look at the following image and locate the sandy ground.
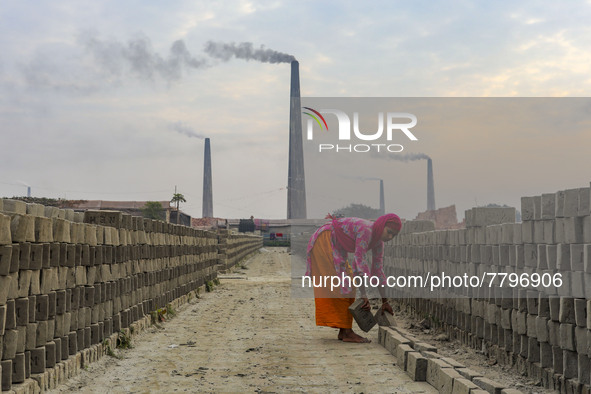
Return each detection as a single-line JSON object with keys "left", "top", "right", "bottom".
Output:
{"left": 48, "top": 248, "right": 435, "bottom": 393}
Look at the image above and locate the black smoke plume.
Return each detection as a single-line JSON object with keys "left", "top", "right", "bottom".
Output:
{"left": 80, "top": 34, "right": 208, "bottom": 82}
{"left": 204, "top": 41, "right": 295, "bottom": 63}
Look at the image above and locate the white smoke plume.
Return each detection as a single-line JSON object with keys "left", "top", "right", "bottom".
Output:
{"left": 170, "top": 122, "right": 205, "bottom": 139}
{"left": 204, "top": 41, "right": 296, "bottom": 63}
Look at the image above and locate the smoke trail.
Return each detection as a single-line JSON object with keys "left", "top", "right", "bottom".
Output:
{"left": 170, "top": 122, "right": 205, "bottom": 139}
{"left": 204, "top": 41, "right": 296, "bottom": 63}
{"left": 22, "top": 34, "right": 295, "bottom": 92}
{"left": 358, "top": 176, "right": 382, "bottom": 181}
{"left": 17, "top": 180, "right": 30, "bottom": 187}
{"left": 390, "top": 152, "right": 430, "bottom": 161}
{"left": 79, "top": 34, "right": 209, "bottom": 81}
{"left": 372, "top": 152, "right": 430, "bottom": 162}
{"left": 340, "top": 175, "right": 382, "bottom": 182}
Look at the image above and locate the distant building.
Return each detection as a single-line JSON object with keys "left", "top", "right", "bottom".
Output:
{"left": 414, "top": 205, "right": 465, "bottom": 230}
{"left": 191, "top": 217, "right": 228, "bottom": 230}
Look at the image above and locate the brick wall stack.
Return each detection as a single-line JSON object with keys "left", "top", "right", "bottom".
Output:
{"left": 383, "top": 185, "right": 591, "bottom": 393}
{"left": 0, "top": 199, "right": 261, "bottom": 392}
{"left": 217, "top": 230, "right": 263, "bottom": 269}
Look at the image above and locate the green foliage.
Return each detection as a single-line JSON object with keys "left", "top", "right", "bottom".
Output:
{"left": 142, "top": 201, "right": 164, "bottom": 220}
{"left": 333, "top": 203, "right": 382, "bottom": 220}
{"left": 105, "top": 345, "right": 121, "bottom": 359}
{"left": 165, "top": 303, "right": 176, "bottom": 318}
{"left": 432, "top": 315, "right": 440, "bottom": 327}
{"left": 116, "top": 330, "right": 133, "bottom": 349}
{"left": 171, "top": 192, "right": 187, "bottom": 224}
{"left": 170, "top": 193, "right": 186, "bottom": 209}
{"left": 205, "top": 280, "right": 214, "bottom": 292}
{"left": 150, "top": 305, "right": 176, "bottom": 324}
{"left": 150, "top": 310, "right": 160, "bottom": 325}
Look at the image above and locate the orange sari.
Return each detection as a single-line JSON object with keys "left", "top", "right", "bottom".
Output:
{"left": 309, "top": 230, "right": 355, "bottom": 328}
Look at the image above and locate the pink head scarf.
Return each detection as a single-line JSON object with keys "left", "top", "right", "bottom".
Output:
{"left": 368, "top": 213, "right": 402, "bottom": 250}
{"left": 327, "top": 213, "right": 402, "bottom": 252}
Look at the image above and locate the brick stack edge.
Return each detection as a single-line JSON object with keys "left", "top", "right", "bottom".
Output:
{"left": 383, "top": 184, "right": 591, "bottom": 393}
{"left": 379, "top": 325, "right": 516, "bottom": 394}
{"left": 0, "top": 200, "right": 262, "bottom": 393}
{"left": 217, "top": 229, "right": 261, "bottom": 270}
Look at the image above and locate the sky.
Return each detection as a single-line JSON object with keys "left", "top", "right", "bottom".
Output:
{"left": 1, "top": 1, "right": 591, "bottom": 220}
{"left": 302, "top": 97, "right": 591, "bottom": 219}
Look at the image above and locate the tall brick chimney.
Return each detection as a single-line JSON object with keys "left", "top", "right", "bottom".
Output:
{"left": 427, "top": 158, "right": 436, "bottom": 211}
{"left": 287, "top": 60, "right": 307, "bottom": 219}
{"left": 202, "top": 138, "right": 213, "bottom": 218}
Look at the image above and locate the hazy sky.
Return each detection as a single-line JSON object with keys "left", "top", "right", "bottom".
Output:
{"left": 303, "top": 98, "right": 591, "bottom": 220}
{"left": 1, "top": 1, "right": 591, "bottom": 220}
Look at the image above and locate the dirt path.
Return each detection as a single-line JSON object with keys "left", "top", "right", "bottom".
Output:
{"left": 48, "top": 248, "right": 435, "bottom": 393}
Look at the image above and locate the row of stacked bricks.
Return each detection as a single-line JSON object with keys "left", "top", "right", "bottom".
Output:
{"left": 217, "top": 230, "right": 264, "bottom": 270}
{"left": 227, "top": 234, "right": 263, "bottom": 269}
{"left": 379, "top": 325, "right": 520, "bottom": 394}
{"left": 217, "top": 230, "right": 229, "bottom": 269}
{"left": 0, "top": 199, "right": 219, "bottom": 392}
{"left": 383, "top": 185, "right": 591, "bottom": 393}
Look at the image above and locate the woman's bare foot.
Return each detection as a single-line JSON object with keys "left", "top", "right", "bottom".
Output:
{"left": 338, "top": 328, "right": 371, "bottom": 343}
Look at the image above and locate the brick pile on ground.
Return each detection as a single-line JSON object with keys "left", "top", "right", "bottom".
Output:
{"left": 0, "top": 199, "right": 261, "bottom": 392}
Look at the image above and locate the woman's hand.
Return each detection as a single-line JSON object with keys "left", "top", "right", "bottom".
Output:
{"left": 360, "top": 296, "right": 371, "bottom": 310}
{"left": 381, "top": 300, "right": 394, "bottom": 315}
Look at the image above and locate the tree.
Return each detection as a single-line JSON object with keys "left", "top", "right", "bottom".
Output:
{"left": 332, "top": 203, "right": 381, "bottom": 220}
{"left": 142, "top": 201, "right": 164, "bottom": 220}
{"left": 171, "top": 193, "right": 186, "bottom": 224}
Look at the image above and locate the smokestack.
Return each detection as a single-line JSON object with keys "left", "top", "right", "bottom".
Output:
{"left": 202, "top": 138, "right": 213, "bottom": 218}
{"left": 27, "top": 187, "right": 31, "bottom": 198}
{"left": 379, "top": 180, "right": 385, "bottom": 215}
{"left": 287, "top": 60, "right": 307, "bottom": 219}
{"left": 427, "top": 158, "right": 436, "bottom": 211}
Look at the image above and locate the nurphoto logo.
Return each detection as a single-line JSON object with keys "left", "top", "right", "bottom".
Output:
{"left": 302, "top": 107, "right": 418, "bottom": 153}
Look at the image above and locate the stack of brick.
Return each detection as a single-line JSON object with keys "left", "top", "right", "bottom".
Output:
{"left": 0, "top": 199, "right": 260, "bottom": 393}
{"left": 378, "top": 325, "right": 520, "bottom": 394}
{"left": 400, "top": 220, "right": 435, "bottom": 235}
{"left": 383, "top": 185, "right": 591, "bottom": 392}
{"left": 217, "top": 230, "right": 263, "bottom": 270}
{"left": 217, "top": 229, "right": 229, "bottom": 269}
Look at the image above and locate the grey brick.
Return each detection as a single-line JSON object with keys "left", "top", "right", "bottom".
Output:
{"left": 473, "top": 376, "right": 505, "bottom": 394}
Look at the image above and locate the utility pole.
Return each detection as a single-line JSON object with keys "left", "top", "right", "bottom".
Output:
{"left": 175, "top": 186, "right": 179, "bottom": 225}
